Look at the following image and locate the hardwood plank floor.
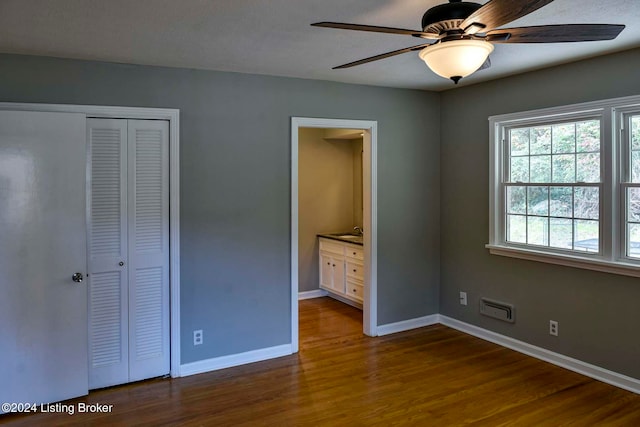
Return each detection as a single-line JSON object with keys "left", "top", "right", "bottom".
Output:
{"left": 2, "top": 297, "right": 640, "bottom": 426}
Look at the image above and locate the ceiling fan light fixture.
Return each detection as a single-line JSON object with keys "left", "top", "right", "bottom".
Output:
{"left": 419, "top": 39, "right": 494, "bottom": 83}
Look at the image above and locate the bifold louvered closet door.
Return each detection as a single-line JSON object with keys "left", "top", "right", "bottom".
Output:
{"left": 87, "top": 118, "right": 169, "bottom": 390}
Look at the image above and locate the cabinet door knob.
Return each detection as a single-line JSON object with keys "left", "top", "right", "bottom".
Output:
{"left": 353, "top": 252, "right": 356, "bottom": 255}
{"left": 353, "top": 269, "right": 357, "bottom": 272}
{"left": 327, "top": 262, "right": 330, "bottom": 265}
{"left": 332, "top": 264, "right": 335, "bottom": 267}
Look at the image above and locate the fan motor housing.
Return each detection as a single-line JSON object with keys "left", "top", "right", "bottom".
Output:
{"left": 421, "top": 1, "right": 482, "bottom": 34}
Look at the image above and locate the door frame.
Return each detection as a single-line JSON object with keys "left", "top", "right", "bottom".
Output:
{"left": 0, "top": 102, "right": 182, "bottom": 377}
{"left": 291, "top": 117, "right": 378, "bottom": 350}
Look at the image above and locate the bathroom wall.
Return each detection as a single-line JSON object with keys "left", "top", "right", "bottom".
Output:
{"left": 352, "top": 138, "right": 363, "bottom": 229}
{"left": 298, "top": 128, "right": 356, "bottom": 292}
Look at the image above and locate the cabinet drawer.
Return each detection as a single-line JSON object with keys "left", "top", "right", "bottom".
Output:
{"left": 346, "top": 280, "right": 364, "bottom": 301}
{"left": 346, "top": 260, "right": 364, "bottom": 280}
{"left": 345, "top": 245, "right": 363, "bottom": 260}
{"left": 319, "top": 238, "right": 344, "bottom": 255}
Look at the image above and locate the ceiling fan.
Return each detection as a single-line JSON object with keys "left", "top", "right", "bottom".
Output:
{"left": 311, "top": 0, "right": 625, "bottom": 84}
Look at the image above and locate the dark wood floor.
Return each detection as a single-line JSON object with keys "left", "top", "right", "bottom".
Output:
{"left": 3, "top": 297, "right": 640, "bottom": 426}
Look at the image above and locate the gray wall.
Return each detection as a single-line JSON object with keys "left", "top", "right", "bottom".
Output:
{"left": 440, "top": 47, "right": 640, "bottom": 379}
{"left": 0, "top": 54, "right": 441, "bottom": 364}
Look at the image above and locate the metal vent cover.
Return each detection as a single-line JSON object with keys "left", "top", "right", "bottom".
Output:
{"left": 480, "top": 298, "right": 515, "bottom": 323}
{"left": 423, "top": 19, "right": 465, "bottom": 34}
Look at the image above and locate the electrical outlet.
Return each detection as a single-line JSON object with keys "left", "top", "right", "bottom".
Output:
{"left": 459, "top": 291, "right": 467, "bottom": 306}
{"left": 549, "top": 320, "right": 558, "bottom": 336}
{"left": 193, "top": 329, "right": 203, "bottom": 345}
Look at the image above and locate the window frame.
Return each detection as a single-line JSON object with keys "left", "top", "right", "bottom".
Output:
{"left": 488, "top": 95, "right": 640, "bottom": 278}
{"left": 618, "top": 107, "right": 640, "bottom": 263}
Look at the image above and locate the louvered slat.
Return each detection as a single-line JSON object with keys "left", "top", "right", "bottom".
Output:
{"left": 90, "top": 128, "right": 122, "bottom": 257}
{"left": 90, "top": 272, "right": 122, "bottom": 367}
{"left": 134, "top": 268, "right": 163, "bottom": 359}
{"left": 135, "top": 129, "right": 164, "bottom": 253}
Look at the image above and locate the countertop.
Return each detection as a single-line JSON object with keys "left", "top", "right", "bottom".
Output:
{"left": 318, "top": 233, "right": 363, "bottom": 246}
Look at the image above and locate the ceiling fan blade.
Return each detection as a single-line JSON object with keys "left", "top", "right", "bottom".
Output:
{"left": 332, "top": 43, "right": 433, "bottom": 69}
{"left": 460, "top": 0, "right": 555, "bottom": 34}
{"left": 486, "top": 24, "right": 626, "bottom": 43}
{"left": 312, "top": 22, "right": 439, "bottom": 39}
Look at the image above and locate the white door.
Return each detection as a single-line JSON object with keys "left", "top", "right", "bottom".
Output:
{"left": 320, "top": 253, "right": 333, "bottom": 289}
{"left": 0, "top": 110, "right": 88, "bottom": 408}
{"left": 332, "top": 256, "right": 345, "bottom": 293}
{"left": 87, "top": 119, "right": 129, "bottom": 388}
{"left": 127, "top": 119, "right": 170, "bottom": 382}
{"left": 87, "top": 118, "right": 169, "bottom": 389}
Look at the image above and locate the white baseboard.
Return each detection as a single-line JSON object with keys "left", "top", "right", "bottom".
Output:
{"left": 298, "top": 289, "right": 328, "bottom": 300}
{"left": 324, "top": 290, "right": 363, "bottom": 310}
{"left": 179, "top": 344, "right": 292, "bottom": 377}
{"left": 377, "top": 314, "right": 440, "bottom": 336}
{"left": 439, "top": 315, "right": 640, "bottom": 395}
{"left": 178, "top": 312, "right": 640, "bottom": 395}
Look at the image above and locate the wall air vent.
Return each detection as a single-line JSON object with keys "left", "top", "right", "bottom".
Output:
{"left": 480, "top": 298, "right": 515, "bottom": 323}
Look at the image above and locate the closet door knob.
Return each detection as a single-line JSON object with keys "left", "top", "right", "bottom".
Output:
{"left": 72, "top": 272, "right": 84, "bottom": 283}
{"left": 119, "top": 261, "right": 125, "bottom": 266}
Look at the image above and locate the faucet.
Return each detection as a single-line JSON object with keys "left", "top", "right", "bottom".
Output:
{"left": 353, "top": 226, "right": 363, "bottom": 236}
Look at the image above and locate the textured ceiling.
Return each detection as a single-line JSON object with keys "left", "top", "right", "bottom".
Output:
{"left": 0, "top": 0, "right": 638, "bottom": 91}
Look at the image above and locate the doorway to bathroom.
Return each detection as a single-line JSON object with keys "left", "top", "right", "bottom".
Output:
{"left": 290, "top": 117, "right": 378, "bottom": 352}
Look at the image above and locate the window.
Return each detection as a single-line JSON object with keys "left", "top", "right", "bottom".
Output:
{"left": 506, "top": 119, "right": 601, "bottom": 252}
{"left": 488, "top": 95, "right": 640, "bottom": 277}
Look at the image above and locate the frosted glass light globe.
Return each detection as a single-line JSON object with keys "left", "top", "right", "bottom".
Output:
{"left": 419, "top": 39, "right": 494, "bottom": 83}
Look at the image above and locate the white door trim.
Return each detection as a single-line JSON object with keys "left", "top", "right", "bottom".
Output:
{"left": 291, "top": 117, "right": 378, "bottom": 351}
{"left": 0, "top": 102, "right": 182, "bottom": 377}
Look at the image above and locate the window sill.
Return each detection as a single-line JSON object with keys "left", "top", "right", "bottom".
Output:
{"left": 486, "top": 244, "right": 640, "bottom": 278}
